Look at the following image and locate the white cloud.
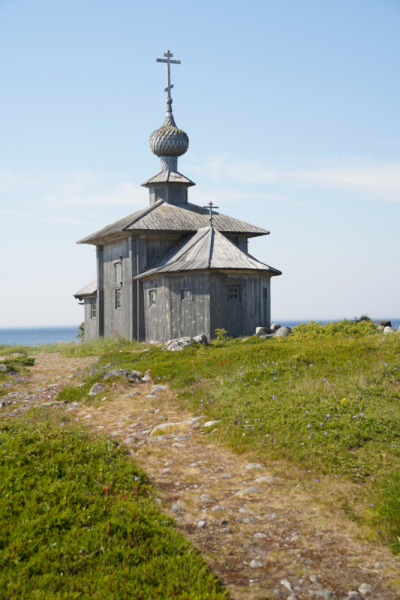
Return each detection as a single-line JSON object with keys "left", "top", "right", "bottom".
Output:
{"left": 189, "top": 155, "right": 400, "bottom": 202}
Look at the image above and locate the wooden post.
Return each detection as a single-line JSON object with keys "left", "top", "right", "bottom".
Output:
{"left": 96, "top": 245, "right": 104, "bottom": 338}
{"left": 129, "top": 234, "right": 137, "bottom": 341}
{"left": 136, "top": 236, "right": 146, "bottom": 341}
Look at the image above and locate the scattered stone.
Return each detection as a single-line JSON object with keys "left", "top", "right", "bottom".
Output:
{"left": 219, "top": 519, "right": 229, "bottom": 526}
{"left": 273, "top": 326, "right": 292, "bottom": 337}
{"left": 89, "top": 383, "right": 105, "bottom": 396}
{"left": 203, "top": 420, "right": 220, "bottom": 428}
{"left": 280, "top": 579, "right": 293, "bottom": 591}
{"left": 0, "top": 365, "right": 9, "bottom": 372}
{"left": 144, "top": 394, "right": 157, "bottom": 400}
{"left": 245, "top": 463, "right": 265, "bottom": 470}
{"left": 312, "top": 592, "right": 332, "bottom": 599}
{"left": 10, "top": 353, "right": 24, "bottom": 358}
{"left": 151, "top": 384, "right": 169, "bottom": 394}
{"left": 270, "top": 323, "right": 281, "bottom": 331}
{"left": 241, "top": 338, "right": 250, "bottom": 342}
{"left": 24, "top": 394, "right": 40, "bottom": 400}
{"left": 383, "top": 326, "right": 395, "bottom": 334}
{"left": 310, "top": 575, "right": 319, "bottom": 583}
{"left": 199, "top": 495, "right": 216, "bottom": 503}
{"left": 291, "top": 534, "right": 301, "bottom": 542}
{"left": 165, "top": 337, "right": 195, "bottom": 351}
{"left": 358, "top": 584, "right": 372, "bottom": 596}
{"left": 235, "top": 487, "right": 261, "bottom": 495}
{"left": 155, "top": 498, "right": 163, "bottom": 505}
{"left": 211, "top": 505, "right": 231, "bottom": 512}
{"left": 239, "top": 506, "right": 251, "bottom": 513}
{"left": 83, "top": 414, "right": 93, "bottom": 419}
{"left": 0, "top": 399, "right": 13, "bottom": 408}
{"left": 147, "top": 435, "right": 168, "bottom": 443}
{"left": 110, "top": 430, "right": 124, "bottom": 436}
{"left": 287, "top": 596, "right": 298, "bottom": 600}
{"left": 125, "top": 392, "right": 141, "bottom": 397}
{"left": 236, "top": 516, "right": 257, "bottom": 523}
{"left": 197, "top": 520, "right": 207, "bottom": 528}
{"left": 254, "top": 532, "right": 268, "bottom": 539}
{"left": 345, "top": 596, "right": 362, "bottom": 600}
{"left": 219, "top": 473, "right": 231, "bottom": 478}
{"left": 264, "top": 512, "right": 277, "bottom": 520}
{"left": 175, "top": 434, "right": 191, "bottom": 441}
{"left": 127, "top": 423, "right": 138, "bottom": 429}
{"left": 101, "top": 397, "right": 108, "bottom": 402}
{"left": 137, "top": 440, "right": 147, "bottom": 446}
{"left": 374, "top": 562, "right": 384, "bottom": 569}
{"left": 171, "top": 503, "right": 185, "bottom": 513}
{"left": 122, "top": 436, "right": 136, "bottom": 445}
{"left": 255, "top": 476, "right": 277, "bottom": 483}
{"left": 171, "top": 443, "right": 185, "bottom": 447}
{"left": 250, "top": 560, "right": 263, "bottom": 568}
{"left": 0, "top": 412, "right": 18, "bottom": 419}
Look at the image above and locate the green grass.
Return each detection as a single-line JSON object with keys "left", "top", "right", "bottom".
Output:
{"left": 0, "top": 410, "right": 228, "bottom": 599}
{"left": 75, "top": 321, "right": 400, "bottom": 552}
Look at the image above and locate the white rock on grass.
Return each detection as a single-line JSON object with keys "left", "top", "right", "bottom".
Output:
{"left": 250, "top": 560, "right": 263, "bottom": 568}
{"left": 203, "top": 420, "right": 220, "bottom": 428}
{"left": 122, "top": 436, "right": 136, "bottom": 445}
{"left": 280, "top": 579, "right": 293, "bottom": 591}
{"left": 211, "top": 505, "right": 231, "bottom": 511}
{"left": 254, "top": 532, "right": 268, "bottom": 539}
{"left": 197, "top": 520, "right": 207, "bottom": 528}
{"left": 235, "top": 487, "right": 261, "bottom": 495}
{"left": 245, "top": 463, "right": 265, "bottom": 470}
{"left": 358, "top": 584, "right": 372, "bottom": 596}
{"left": 147, "top": 435, "right": 168, "bottom": 443}
{"left": 255, "top": 476, "right": 277, "bottom": 483}
{"left": 171, "top": 503, "right": 185, "bottom": 513}
{"left": 151, "top": 384, "right": 169, "bottom": 394}
{"left": 89, "top": 383, "right": 105, "bottom": 396}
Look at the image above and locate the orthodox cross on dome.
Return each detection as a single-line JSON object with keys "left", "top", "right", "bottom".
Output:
{"left": 156, "top": 50, "right": 181, "bottom": 100}
{"left": 203, "top": 202, "right": 219, "bottom": 228}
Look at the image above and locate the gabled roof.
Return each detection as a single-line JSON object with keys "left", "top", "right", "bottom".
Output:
{"left": 141, "top": 170, "right": 195, "bottom": 187}
{"left": 73, "top": 279, "right": 97, "bottom": 299}
{"left": 77, "top": 201, "right": 269, "bottom": 245}
{"left": 135, "top": 227, "right": 281, "bottom": 279}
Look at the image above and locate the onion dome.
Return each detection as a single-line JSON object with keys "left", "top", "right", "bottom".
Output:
{"left": 149, "top": 98, "right": 189, "bottom": 158}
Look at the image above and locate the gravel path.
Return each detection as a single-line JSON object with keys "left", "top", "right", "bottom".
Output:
{"left": 2, "top": 352, "right": 400, "bottom": 600}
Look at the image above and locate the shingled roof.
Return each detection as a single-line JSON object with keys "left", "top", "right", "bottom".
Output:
{"left": 77, "top": 201, "right": 269, "bottom": 245}
{"left": 135, "top": 227, "right": 281, "bottom": 279}
{"left": 73, "top": 279, "right": 97, "bottom": 300}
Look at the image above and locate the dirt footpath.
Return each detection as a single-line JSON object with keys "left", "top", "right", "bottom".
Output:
{"left": 3, "top": 352, "right": 400, "bottom": 600}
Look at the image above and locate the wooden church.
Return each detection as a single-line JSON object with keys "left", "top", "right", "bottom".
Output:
{"left": 74, "top": 51, "right": 281, "bottom": 342}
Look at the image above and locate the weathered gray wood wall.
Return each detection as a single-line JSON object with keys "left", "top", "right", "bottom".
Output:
{"left": 210, "top": 272, "right": 271, "bottom": 338}
{"left": 84, "top": 298, "right": 97, "bottom": 341}
{"left": 143, "top": 272, "right": 211, "bottom": 342}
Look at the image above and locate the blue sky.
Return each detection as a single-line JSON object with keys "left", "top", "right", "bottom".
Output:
{"left": 1, "top": 0, "right": 399, "bottom": 327}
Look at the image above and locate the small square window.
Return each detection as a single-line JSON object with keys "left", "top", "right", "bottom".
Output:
{"left": 181, "top": 288, "right": 191, "bottom": 300}
{"left": 149, "top": 290, "right": 157, "bottom": 306}
{"left": 229, "top": 287, "right": 239, "bottom": 300}
{"left": 114, "top": 262, "right": 122, "bottom": 283}
{"left": 91, "top": 301, "right": 96, "bottom": 319}
{"left": 115, "top": 288, "right": 122, "bottom": 309}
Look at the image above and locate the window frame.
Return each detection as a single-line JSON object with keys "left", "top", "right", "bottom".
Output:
{"left": 90, "top": 300, "right": 96, "bottom": 319}
{"left": 148, "top": 289, "right": 157, "bottom": 307}
{"left": 113, "top": 259, "right": 122, "bottom": 285}
{"left": 181, "top": 288, "right": 192, "bottom": 301}
{"left": 115, "top": 288, "right": 122, "bottom": 310}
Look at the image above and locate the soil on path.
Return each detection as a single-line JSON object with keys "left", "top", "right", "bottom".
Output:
{"left": 2, "top": 352, "right": 400, "bottom": 600}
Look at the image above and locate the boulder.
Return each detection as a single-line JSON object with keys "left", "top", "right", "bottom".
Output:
{"left": 0, "top": 365, "right": 9, "bottom": 372}
{"left": 273, "top": 326, "right": 291, "bottom": 337}
{"left": 375, "top": 320, "right": 391, "bottom": 328}
{"left": 255, "top": 327, "right": 272, "bottom": 336}
{"left": 151, "top": 384, "right": 169, "bottom": 394}
{"left": 103, "top": 368, "right": 142, "bottom": 381}
{"left": 383, "top": 326, "right": 395, "bottom": 334}
{"left": 0, "top": 399, "right": 13, "bottom": 408}
{"left": 141, "top": 369, "right": 152, "bottom": 382}
{"left": 193, "top": 334, "right": 208, "bottom": 344}
{"left": 203, "top": 420, "right": 220, "bottom": 428}
{"left": 270, "top": 323, "right": 281, "bottom": 331}
{"left": 89, "top": 383, "right": 106, "bottom": 396}
{"left": 165, "top": 337, "right": 194, "bottom": 351}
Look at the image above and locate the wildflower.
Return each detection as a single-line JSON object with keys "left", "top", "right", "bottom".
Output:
{"left": 135, "top": 477, "right": 139, "bottom": 481}
{"left": 323, "top": 378, "right": 326, "bottom": 382}
{"left": 61, "top": 423, "right": 65, "bottom": 426}
{"left": 320, "top": 423, "right": 323, "bottom": 427}
{"left": 370, "top": 503, "right": 374, "bottom": 507}
{"left": 307, "top": 424, "right": 311, "bottom": 429}
{"left": 324, "top": 432, "right": 327, "bottom": 435}
{"left": 359, "top": 413, "right": 363, "bottom": 417}
{"left": 327, "top": 414, "right": 331, "bottom": 418}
